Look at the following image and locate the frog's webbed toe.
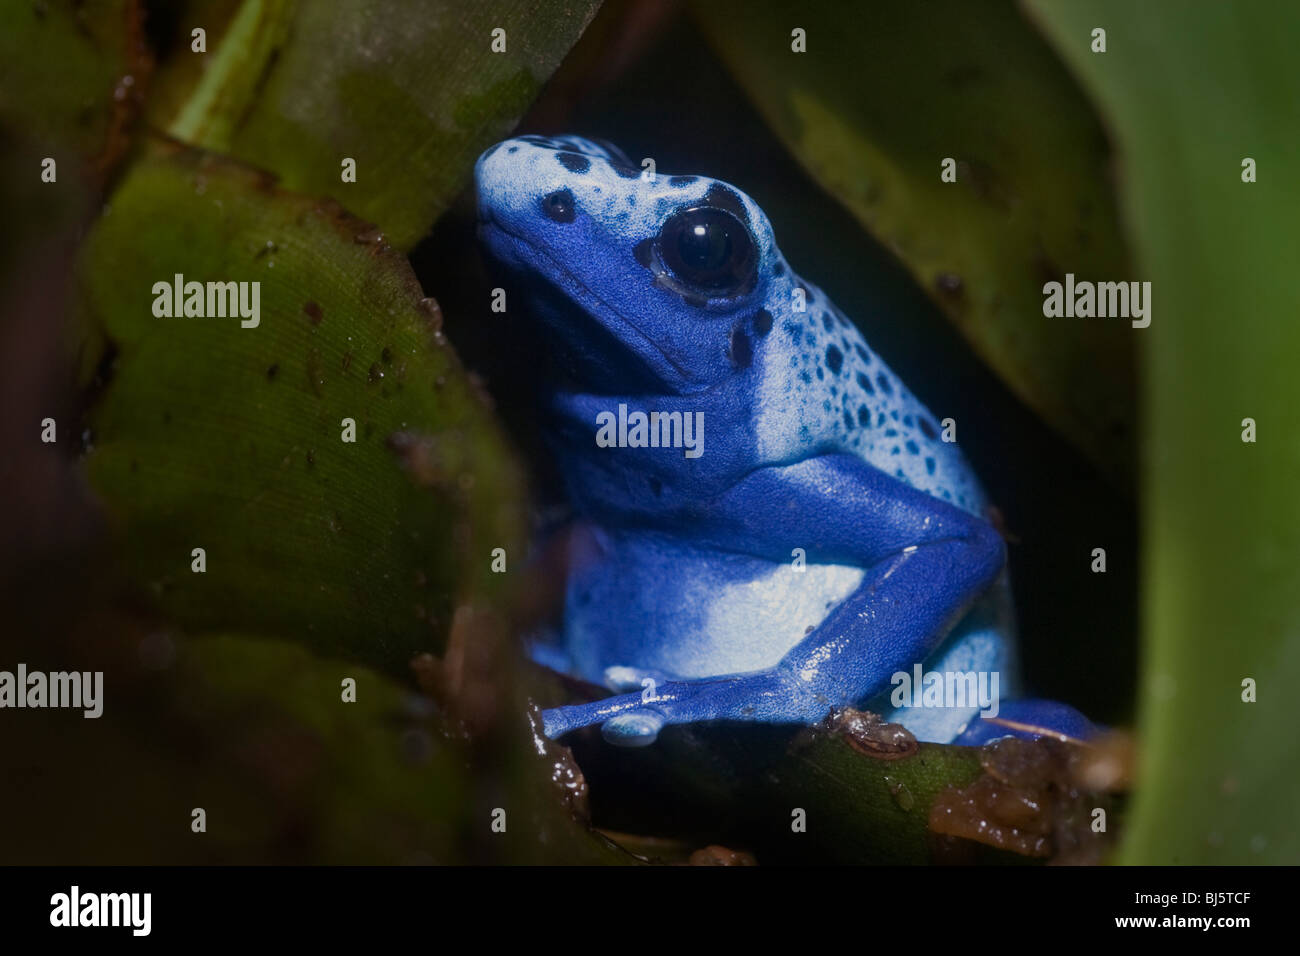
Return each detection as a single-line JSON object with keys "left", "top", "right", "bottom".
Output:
{"left": 600, "top": 711, "right": 665, "bottom": 747}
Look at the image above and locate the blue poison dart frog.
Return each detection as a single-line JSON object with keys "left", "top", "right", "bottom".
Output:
{"left": 474, "top": 134, "right": 1096, "bottom": 748}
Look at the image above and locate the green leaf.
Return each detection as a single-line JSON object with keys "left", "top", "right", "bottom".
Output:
{"left": 694, "top": 0, "right": 1136, "bottom": 487}
{"left": 2, "top": 630, "right": 627, "bottom": 863}
{"left": 78, "top": 141, "right": 525, "bottom": 673}
{"left": 1026, "top": 0, "right": 1300, "bottom": 864}
{"left": 0, "top": 0, "right": 150, "bottom": 178}
{"left": 167, "top": 0, "right": 603, "bottom": 249}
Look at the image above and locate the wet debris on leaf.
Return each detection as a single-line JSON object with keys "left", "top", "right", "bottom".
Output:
{"left": 822, "top": 706, "right": 919, "bottom": 759}
{"left": 688, "top": 844, "right": 758, "bottom": 866}
{"left": 928, "top": 733, "right": 1130, "bottom": 863}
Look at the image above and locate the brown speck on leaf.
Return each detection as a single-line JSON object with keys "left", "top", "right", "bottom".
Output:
{"left": 367, "top": 362, "right": 383, "bottom": 383}
{"left": 934, "top": 272, "right": 964, "bottom": 299}
{"left": 354, "top": 227, "right": 385, "bottom": 245}
{"left": 266, "top": 363, "right": 278, "bottom": 380}
{"left": 386, "top": 430, "right": 444, "bottom": 487}
{"left": 341, "top": 350, "right": 352, "bottom": 372}
{"left": 303, "top": 301, "right": 323, "bottom": 324}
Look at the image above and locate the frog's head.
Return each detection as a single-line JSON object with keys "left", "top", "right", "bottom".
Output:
{"left": 475, "top": 135, "right": 782, "bottom": 396}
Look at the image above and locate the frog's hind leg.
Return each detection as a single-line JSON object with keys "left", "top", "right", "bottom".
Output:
{"left": 953, "top": 699, "right": 1098, "bottom": 745}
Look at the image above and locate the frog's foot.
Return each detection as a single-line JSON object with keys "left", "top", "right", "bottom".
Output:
{"left": 954, "top": 698, "right": 1098, "bottom": 746}
{"left": 542, "top": 670, "right": 818, "bottom": 747}
{"left": 601, "top": 665, "right": 680, "bottom": 693}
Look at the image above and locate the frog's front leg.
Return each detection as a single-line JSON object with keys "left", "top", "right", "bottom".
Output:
{"left": 543, "top": 453, "right": 1006, "bottom": 746}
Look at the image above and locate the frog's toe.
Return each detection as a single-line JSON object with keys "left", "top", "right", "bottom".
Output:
{"left": 601, "top": 711, "right": 665, "bottom": 747}
{"left": 602, "top": 665, "right": 675, "bottom": 693}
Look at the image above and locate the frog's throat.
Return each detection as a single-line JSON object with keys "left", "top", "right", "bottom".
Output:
{"left": 480, "top": 216, "right": 691, "bottom": 388}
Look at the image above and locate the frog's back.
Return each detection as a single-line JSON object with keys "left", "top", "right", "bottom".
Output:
{"left": 748, "top": 269, "right": 987, "bottom": 518}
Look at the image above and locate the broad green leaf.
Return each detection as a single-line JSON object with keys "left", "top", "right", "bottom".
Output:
{"left": 1026, "top": 0, "right": 1300, "bottom": 864}
{"left": 694, "top": 0, "right": 1136, "bottom": 488}
{"left": 0, "top": 0, "right": 150, "bottom": 178}
{"left": 168, "top": 0, "right": 603, "bottom": 249}
{"left": 1, "top": 630, "right": 626, "bottom": 863}
{"left": 78, "top": 141, "right": 526, "bottom": 673}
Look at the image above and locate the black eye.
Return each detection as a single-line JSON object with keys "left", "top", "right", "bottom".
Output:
{"left": 541, "top": 188, "right": 575, "bottom": 223}
{"left": 657, "top": 206, "right": 757, "bottom": 297}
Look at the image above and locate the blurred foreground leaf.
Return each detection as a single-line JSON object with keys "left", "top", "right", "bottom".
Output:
{"left": 1027, "top": 0, "right": 1300, "bottom": 864}
{"left": 0, "top": 0, "right": 149, "bottom": 178}
{"left": 168, "top": 0, "right": 603, "bottom": 249}
{"left": 695, "top": 0, "right": 1135, "bottom": 488}
{"left": 78, "top": 140, "right": 525, "bottom": 672}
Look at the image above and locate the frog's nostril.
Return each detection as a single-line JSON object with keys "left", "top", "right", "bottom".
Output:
{"left": 541, "top": 188, "right": 576, "bottom": 224}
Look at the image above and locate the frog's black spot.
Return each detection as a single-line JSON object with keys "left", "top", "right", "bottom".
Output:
{"left": 822, "top": 313, "right": 833, "bottom": 331}
{"left": 891, "top": 446, "right": 900, "bottom": 455}
{"left": 806, "top": 333, "right": 817, "bottom": 347}
{"left": 876, "top": 372, "right": 892, "bottom": 394}
{"left": 855, "top": 343, "right": 870, "bottom": 363}
{"left": 816, "top": 366, "right": 824, "bottom": 380}
{"left": 627, "top": 194, "right": 636, "bottom": 206}
{"left": 826, "top": 345, "right": 843, "bottom": 375}
{"left": 541, "top": 188, "right": 576, "bottom": 223}
{"left": 891, "top": 410, "right": 900, "bottom": 420}
{"left": 704, "top": 183, "right": 749, "bottom": 223}
{"left": 904, "top": 415, "right": 914, "bottom": 426}
{"left": 895, "top": 468, "right": 906, "bottom": 479}
{"left": 885, "top": 428, "right": 898, "bottom": 437}
{"left": 729, "top": 324, "right": 753, "bottom": 368}
{"left": 830, "top": 385, "right": 838, "bottom": 395}
{"left": 823, "top": 399, "right": 832, "bottom": 412}
{"left": 800, "top": 370, "right": 812, "bottom": 384}
{"left": 843, "top": 410, "right": 855, "bottom": 430}
{"left": 858, "top": 405, "right": 871, "bottom": 426}
{"left": 649, "top": 476, "right": 663, "bottom": 497}
{"left": 556, "top": 151, "right": 591, "bottom": 174}
{"left": 856, "top": 372, "right": 874, "bottom": 395}
{"left": 773, "top": 261, "right": 786, "bottom": 277}
{"left": 752, "top": 308, "right": 773, "bottom": 336}
{"left": 799, "top": 424, "right": 811, "bottom": 441}
{"left": 669, "top": 176, "right": 696, "bottom": 187}
{"left": 633, "top": 237, "right": 654, "bottom": 269}
{"left": 610, "top": 161, "right": 642, "bottom": 179}
{"left": 593, "top": 186, "right": 602, "bottom": 194}
{"left": 925, "top": 457, "right": 936, "bottom": 475}
{"left": 783, "top": 320, "right": 802, "bottom": 342}
{"left": 919, "top": 417, "right": 938, "bottom": 440}
{"left": 877, "top": 412, "right": 886, "bottom": 427}
{"left": 906, "top": 440, "right": 920, "bottom": 455}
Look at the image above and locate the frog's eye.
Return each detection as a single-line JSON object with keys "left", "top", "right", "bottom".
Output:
{"left": 657, "top": 206, "right": 757, "bottom": 298}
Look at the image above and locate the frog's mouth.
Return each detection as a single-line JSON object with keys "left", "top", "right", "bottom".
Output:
{"left": 478, "top": 216, "right": 695, "bottom": 395}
